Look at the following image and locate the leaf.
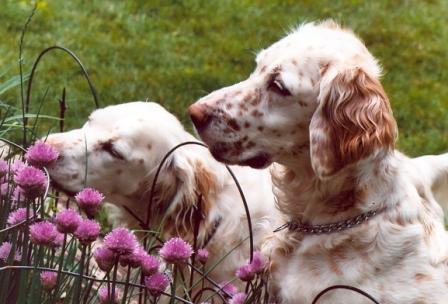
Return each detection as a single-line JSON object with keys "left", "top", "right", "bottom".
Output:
{"left": 0, "top": 73, "right": 30, "bottom": 96}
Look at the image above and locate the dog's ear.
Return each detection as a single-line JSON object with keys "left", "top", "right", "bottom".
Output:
{"left": 309, "top": 67, "right": 397, "bottom": 179}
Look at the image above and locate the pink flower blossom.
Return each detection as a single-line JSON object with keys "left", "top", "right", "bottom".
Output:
{"left": 145, "top": 272, "right": 170, "bottom": 297}
{"left": 7, "top": 208, "right": 33, "bottom": 226}
{"left": 229, "top": 292, "right": 247, "bottom": 304}
{"left": 159, "top": 237, "right": 193, "bottom": 264}
{"left": 140, "top": 254, "right": 160, "bottom": 276}
{"left": 120, "top": 245, "right": 145, "bottom": 268}
{"left": 0, "top": 160, "right": 8, "bottom": 178}
{"left": 74, "top": 219, "right": 100, "bottom": 245}
{"left": 94, "top": 246, "right": 116, "bottom": 272}
{"left": 11, "top": 160, "right": 25, "bottom": 175}
{"left": 75, "top": 188, "right": 104, "bottom": 217}
{"left": 25, "top": 141, "right": 59, "bottom": 168}
{"left": 103, "top": 227, "right": 138, "bottom": 256}
{"left": 235, "top": 264, "right": 254, "bottom": 282}
{"left": 14, "top": 166, "right": 47, "bottom": 199}
{"left": 0, "top": 241, "right": 21, "bottom": 262}
{"left": 218, "top": 281, "right": 238, "bottom": 297}
{"left": 98, "top": 286, "right": 121, "bottom": 304}
{"left": 197, "top": 248, "right": 209, "bottom": 265}
{"left": 55, "top": 208, "right": 82, "bottom": 233}
{"left": 40, "top": 271, "right": 57, "bottom": 291}
{"left": 29, "top": 221, "right": 58, "bottom": 246}
{"left": 249, "top": 250, "right": 266, "bottom": 274}
{"left": 49, "top": 232, "right": 64, "bottom": 248}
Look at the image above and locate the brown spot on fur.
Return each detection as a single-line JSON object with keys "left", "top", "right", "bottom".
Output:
{"left": 227, "top": 118, "right": 241, "bottom": 131}
{"left": 244, "top": 122, "right": 251, "bottom": 128}
{"left": 257, "top": 126, "right": 264, "bottom": 132}
{"left": 414, "top": 273, "right": 432, "bottom": 282}
{"left": 246, "top": 141, "right": 256, "bottom": 149}
{"left": 292, "top": 59, "right": 298, "bottom": 66}
{"left": 194, "top": 160, "right": 217, "bottom": 216}
{"left": 115, "top": 169, "right": 122, "bottom": 175}
{"left": 260, "top": 65, "right": 267, "bottom": 73}
{"left": 225, "top": 103, "right": 233, "bottom": 110}
{"left": 251, "top": 109, "right": 263, "bottom": 117}
{"left": 298, "top": 100, "right": 308, "bottom": 107}
{"left": 147, "top": 144, "right": 152, "bottom": 150}
{"left": 238, "top": 103, "right": 248, "bottom": 111}
{"left": 138, "top": 159, "right": 144, "bottom": 165}
{"left": 71, "top": 173, "right": 79, "bottom": 179}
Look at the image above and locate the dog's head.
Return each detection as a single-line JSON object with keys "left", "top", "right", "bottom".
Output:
{"left": 46, "top": 101, "right": 196, "bottom": 202}
{"left": 189, "top": 20, "right": 397, "bottom": 178}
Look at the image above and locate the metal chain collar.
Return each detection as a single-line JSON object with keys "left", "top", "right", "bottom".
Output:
{"left": 273, "top": 208, "right": 383, "bottom": 234}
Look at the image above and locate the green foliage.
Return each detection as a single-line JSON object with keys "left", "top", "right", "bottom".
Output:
{"left": 0, "top": 0, "right": 447, "bottom": 155}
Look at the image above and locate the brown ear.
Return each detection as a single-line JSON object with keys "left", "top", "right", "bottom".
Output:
{"left": 309, "top": 67, "right": 397, "bottom": 178}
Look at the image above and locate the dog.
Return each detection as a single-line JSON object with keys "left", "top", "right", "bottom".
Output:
{"left": 45, "top": 101, "right": 277, "bottom": 291}
{"left": 189, "top": 20, "right": 448, "bottom": 303}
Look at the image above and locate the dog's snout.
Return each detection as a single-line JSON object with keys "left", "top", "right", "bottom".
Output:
{"left": 188, "top": 103, "right": 211, "bottom": 131}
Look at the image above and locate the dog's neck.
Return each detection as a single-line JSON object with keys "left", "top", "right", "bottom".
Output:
{"left": 273, "top": 149, "right": 397, "bottom": 226}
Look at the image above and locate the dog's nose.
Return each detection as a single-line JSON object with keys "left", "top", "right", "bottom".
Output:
{"left": 188, "top": 103, "right": 211, "bottom": 131}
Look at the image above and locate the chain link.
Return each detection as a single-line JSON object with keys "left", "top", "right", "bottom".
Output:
{"left": 274, "top": 209, "right": 383, "bottom": 234}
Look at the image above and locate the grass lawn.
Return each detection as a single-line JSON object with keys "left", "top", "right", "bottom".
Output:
{"left": 0, "top": 0, "right": 447, "bottom": 156}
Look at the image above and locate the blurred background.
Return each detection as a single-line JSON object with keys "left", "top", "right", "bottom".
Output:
{"left": 1, "top": 0, "right": 447, "bottom": 156}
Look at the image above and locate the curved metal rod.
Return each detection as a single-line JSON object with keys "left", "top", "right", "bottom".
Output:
{"left": 23, "top": 45, "right": 99, "bottom": 145}
{"left": 311, "top": 285, "right": 380, "bottom": 304}
{"left": 144, "top": 141, "right": 254, "bottom": 262}
{"left": 0, "top": 265, "right": 192, "bottom": 304}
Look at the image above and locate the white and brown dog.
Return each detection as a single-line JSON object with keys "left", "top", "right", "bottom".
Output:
{"left": 45, "top": 101, "right": 277, "bottom": 287}
{"left": 189, "top": 21, "right": 448, "bottom": 303}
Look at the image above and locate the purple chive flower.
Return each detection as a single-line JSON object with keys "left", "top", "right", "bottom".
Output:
{"left": 29, "top": 221, "right": 58, "bottom": 246}
{"left": 11, "top": 160, "right": 26, "bottom": 175}
{"left": 74, "top": 219, "right": 100, "bottom": 245}
{"left": 145, "top": 272, "right": 170, "bottom": 297}
{"left": 25, "top": 141, "right": 59, "bottom": 168}
{"left": 0, "top": 183, "right": 9, "bottom": 197}
{"left": 159, "top": 237, "right": 193, "bottom": 264}
{"left": 55, "top": 208, "right": 82, "bottom": 233}
{"left": 197, "top": 248, "right": 209, "bottom": 265}
{"left": 10, "top": 187, "right": 25, "bottom": 204}
{"left": 120, "top": 245, "right": 145, "bottom": 268}
{"left": 14, "top": 166, "right": 47, "bottom": 199}
{"left": 7, "top": 208, "right": 33, "bottom": 226}
{"left": 50, "top": 232, "right": 64, "bottom": 248}
{"left": 0, "top": 160, "right": 8, "bottom": 178}
{"left": 40, "top": 271, "right": 57, "bottom": 291}
{"left": 229, "top": 292, "right": 247, "bottom": 304}
{"left": 98, "top": 286, "right": 121, "bottom": 304}
{"left": 249, "top": 250, "right": 266, "bottom": 274}
{"left": 140, "top": 254, "right": 160, "bottom": 276}
{"left": 94, "top": 246, "right": 116, "bottom": 272}
{"left": 0, "top": 241, "right": 21, "bottom": 262}
{"left": 103, "top": 227, "right": 138, "bottom": 256}
{"left": 235, "top": 264, "right": 255, "bottom": 282}
{"left": 75, "top": 188, "right": 104, "bottom": 217}
{"left": 218, "top": 281, "right": 238, "bottom": 297}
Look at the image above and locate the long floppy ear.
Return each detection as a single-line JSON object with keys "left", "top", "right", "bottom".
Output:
{"left": 309, "top": 67, "right": 397, "bottom": 178}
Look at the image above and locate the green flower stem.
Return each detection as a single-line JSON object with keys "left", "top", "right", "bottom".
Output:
{"left": 111, "top": 256, "right": 120, "bottom": 303}
{"left": 73, "top": 244, "right": 86, "bottom": 303}
{"left": 53, "top": 232, "right": 67, "bottom": 299}
{"left": 170, "top": 265, "right": 178, "bottom": 304}
{"left": 120, "top": 265, "right": 132, "bottom": 304}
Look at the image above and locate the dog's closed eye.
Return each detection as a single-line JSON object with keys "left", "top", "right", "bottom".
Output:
{"left": 100, "top": 140, "right": 125, "bottom": 160}
{"left": 268, "top": 76, "right": 291, "bottom": 97}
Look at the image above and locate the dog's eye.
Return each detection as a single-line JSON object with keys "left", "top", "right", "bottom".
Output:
{"left": 268, "top": 79, "right": 291, "bottom": 97}
{"left": 101, "top": 141, "right": 124, "bottom": 160}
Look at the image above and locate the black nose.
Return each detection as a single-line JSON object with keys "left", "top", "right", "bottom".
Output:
{"left": 188, "top": 103, "right": 212, "bottom": 131}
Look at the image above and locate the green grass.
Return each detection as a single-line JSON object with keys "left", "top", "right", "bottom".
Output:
{"left": 1, "top": 0, "right": 447, "bottom": 156}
